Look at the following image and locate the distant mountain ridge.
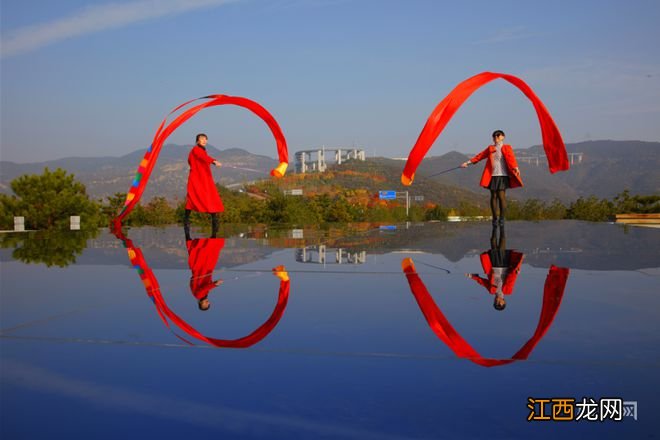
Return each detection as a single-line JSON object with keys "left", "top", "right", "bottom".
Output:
{"left": 1, "top": 144, "right": 277, "bottom": 202}
{"left": 1, "top": 140, "right": 657, "bottom": 203}
{"left": 414, "top": 140, "right": 659, "bottom": 201}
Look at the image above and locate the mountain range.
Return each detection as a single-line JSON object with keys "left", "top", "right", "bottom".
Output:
{"left": 416, "top": 140, "right": 659, "bottom": 201}
{"left": 0, "top": 145, "right": 277, "bottom": 202}
{"left": 1, "top": 140, "right": 658, "bottom": 203}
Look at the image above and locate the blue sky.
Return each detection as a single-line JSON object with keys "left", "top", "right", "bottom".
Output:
{"left": 2, "top": 0, "right": 659, "bottom": 162}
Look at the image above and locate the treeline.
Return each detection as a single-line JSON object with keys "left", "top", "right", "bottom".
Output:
{"left": 110, "top": 185, "right": 448, "bottom": 226}
{"left": 1, "top": 168, "right": 658, "bottom": 230}
{"left": 117, "top": 185, "right": 656, "bottom": 226}
{"left": 506, "top": 190, "right": 660, "bottom": 222}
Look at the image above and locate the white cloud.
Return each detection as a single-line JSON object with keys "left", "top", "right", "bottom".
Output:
{"left": 1, "top": 0, "right": 239, "bottom": 59}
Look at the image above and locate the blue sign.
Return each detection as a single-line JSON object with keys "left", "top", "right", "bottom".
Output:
{"left": 379, "top": 190, "right": 396, "bottom": 200}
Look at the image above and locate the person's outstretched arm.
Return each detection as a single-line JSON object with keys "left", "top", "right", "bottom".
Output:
{"left": 466, "top": 273, "right": 490, "bottom": 289}
{"left": 461, "top": 146, "right": 490, "bottom": 168}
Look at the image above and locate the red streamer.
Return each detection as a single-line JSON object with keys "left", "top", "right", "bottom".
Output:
{"left": 402, "top": 258, "right": 569, "bottom": 367}
{"left": 401, "top": 72, "right": 569, "bottom": 186}
{"left": 112, "top": 226, "right": 290, "bottom": 348}
{"left": 116, "top": 95, "right": 288, "bottom": 222}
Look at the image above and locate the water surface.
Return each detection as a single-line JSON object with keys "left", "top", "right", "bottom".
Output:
{"left": 1, "top": 221, "right": 658, "bottom": 439}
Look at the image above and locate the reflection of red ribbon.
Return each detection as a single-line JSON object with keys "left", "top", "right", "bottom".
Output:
{"left": 115, "top": 95, "right": 289, "bottom": 222}
{"left": 113, "top": 226, "right": 289, "bottom": 348}
{"left": 402, "top": 258, "right": 569, "bottom": 367}
{"left": 401, "top": 72, "right": 569, "bottom": 186}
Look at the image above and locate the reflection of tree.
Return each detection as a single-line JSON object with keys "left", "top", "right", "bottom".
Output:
{"left": 1, "top": 229, "right": 100, "bottom": 268}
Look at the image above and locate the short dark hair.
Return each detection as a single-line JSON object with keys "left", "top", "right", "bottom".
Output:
{"left": 196, "top": 133, "right": 208, "bottom": 143}
{"left": 493, "top": 301, "right": 506, "bottom": 311}
{"left": 492, "top": 130, "right": 505, "bottom": 138}
{"left": 198, "top": 297, "right": 210, "bottom": 311}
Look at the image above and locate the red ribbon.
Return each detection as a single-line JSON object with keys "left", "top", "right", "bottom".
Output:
{"left": 401, "top": 72, "right": 569, "bottom": 185}
{"left": 112, "top": 226, "right": 289, "bottom": 348}
{"left": 116, "top": 95, "right": 288, "bottom": 222}
{"left": 402, "top": 258, "right": 569, "bottom": 367}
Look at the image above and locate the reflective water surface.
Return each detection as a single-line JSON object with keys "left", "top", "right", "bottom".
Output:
{"left": 1, "top": 221, "right": 659, "bottom": 439}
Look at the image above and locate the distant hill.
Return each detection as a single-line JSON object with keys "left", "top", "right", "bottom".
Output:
{"left": 1, "top": 140, "right": 657, "bottom": 204}
{"left": 0, "top": 145, "right": 277, "bottom": 202}
{"left": 273, "top": 157, "right": 483, "bottom": 208}
{"left": 418, "top": 140, "right": 659, "bottom": 201}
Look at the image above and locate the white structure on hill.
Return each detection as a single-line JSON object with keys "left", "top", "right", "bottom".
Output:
{"left": 295, "top": 147, "right": 366, "bottom": 173}
{"left": 517, "top": 152, "right": 584, "bottom": 166}
{"left": 296, "top": 245, "right": 367, "bottom": 264}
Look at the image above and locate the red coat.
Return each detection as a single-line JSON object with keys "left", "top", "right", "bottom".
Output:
{"left": 469, "top": 144, "right": 523, "bottom": 188}
{"left": 185, "top": 145, "right": 224, "bottom": 213}
{"left": 469, "top": 251, "right": 524, "bottom": 295}
{"left": 187, "top": 238, "right": 225, "bottom": 300}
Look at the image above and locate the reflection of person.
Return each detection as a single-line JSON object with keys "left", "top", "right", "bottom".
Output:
{"left": 401, "top": 256, "right": 570, "bottom": 367}
{"left": 466, "top": 227, "right": 523, "bottom": 311}
{"left": 184, "top": 134, "right": 224, "bottom": 239}
{"left": 112, "top": 224, "right": 292, "bottom": 348}
{"left": 187, "top": 237, "right": 225, "bottom": 311}
{"left": 461, "top": 130, "right": 522, "bottom": 226}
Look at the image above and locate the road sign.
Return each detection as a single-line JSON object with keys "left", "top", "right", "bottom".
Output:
{"left": 379, "top": 190, "right": 396, "bottom": 200}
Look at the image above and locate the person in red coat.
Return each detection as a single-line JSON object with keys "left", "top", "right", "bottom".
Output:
{"left": 184, "top": 133, "right": 224, "bottom": 239}
{"left": 187, "top": 237, "right": 225, "bottom": 311}
{"left": 461, "top": 130, "right": 523, "bottom": 226}
{"left": 466, "top": 227, "right": 523, "bottom": 311}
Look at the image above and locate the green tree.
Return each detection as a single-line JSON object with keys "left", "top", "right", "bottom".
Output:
{"left": 456, "top": 201, "right": 489, "bottom": 217}
{"left": 614, "top": 190, "right": 660, "bottom": 214}
{"left": 0, "top": 194, "right": 19, "bottom": 230}
{"left": 324, "top": 196, "right": 353, "bottom": 223}
{"left": 127, "top": 197, "right": 177, "bottom": 226}
{"left": 567, "top": 196, "right": 615, "bottom": 221}
{"left": 100, "top": 192, "right": 128, "bottom": 221}
{"left": 544, "top": 199, "right": 568, "bottom": 219}
{"left": 262, "top": 193, "right": 321, "bottom": 225}
{"left": 0, "top": 168, "right": 101, "bottom": 230}
{"left": 425, "top": 205, "right": 449, "bottom": 221}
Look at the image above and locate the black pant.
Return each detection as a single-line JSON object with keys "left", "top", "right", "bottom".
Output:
{"left": 184, "top": 209, "right": 219, "bottom": 239}
{"left": 489, "top": 190, "right": 506, "bottom": 223}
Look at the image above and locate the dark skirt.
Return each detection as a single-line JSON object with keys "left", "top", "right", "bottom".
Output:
{"left": 489, "top": 249, "right": 511, "bottom": 268}
{"left": 489, "top": 176, "right": 510, "bottom": 191}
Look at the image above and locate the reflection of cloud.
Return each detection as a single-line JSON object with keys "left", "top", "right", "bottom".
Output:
{"left": 1, "top": 0, "right": 238, "bottom": 59}
{"left": 2, "top": 359, "right": 408, "bottom": 439}
{"left": 472, "top": 26, "right": 534, "bottom": 44}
